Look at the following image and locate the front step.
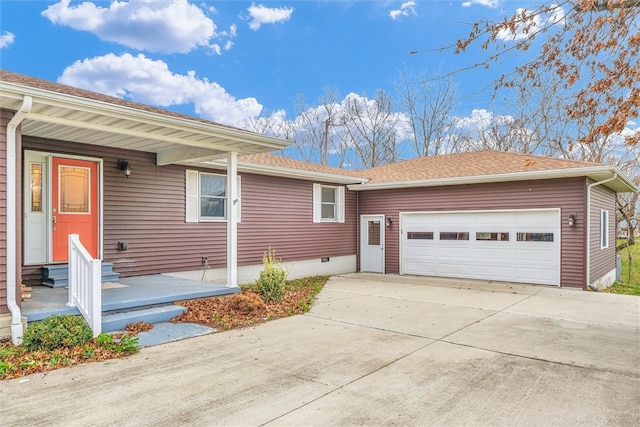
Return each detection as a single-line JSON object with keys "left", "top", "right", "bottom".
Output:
{"left": 102, "top": 305, "right": 187, "bottom": 333}
{"left": 42, "top": 263, "right": 120, "bottom": 288}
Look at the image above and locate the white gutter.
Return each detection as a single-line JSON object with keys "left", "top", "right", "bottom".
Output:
{"left": 348, "top": 166, "right": 636, "bottom": 192}
{"left": 585, "top": 172, "right": 618, "bottom": 291}
{"left": 6, "top": 95, "right": 32, "bottom": 345}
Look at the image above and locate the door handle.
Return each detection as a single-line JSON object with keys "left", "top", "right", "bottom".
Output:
{"left": 52, "top": 216, "right": 56, "bottom": 224}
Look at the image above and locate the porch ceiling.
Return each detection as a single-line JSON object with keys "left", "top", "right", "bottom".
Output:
{"left": 1, "top": 76, "right": 289, "bottom": 165}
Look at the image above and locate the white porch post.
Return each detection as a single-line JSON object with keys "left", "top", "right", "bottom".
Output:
{"left": 226, "top": 151, "right": 238, "bottom": 287}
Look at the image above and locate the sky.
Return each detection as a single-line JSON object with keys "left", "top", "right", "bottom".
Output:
{"left": 0, "top": 0, "right": 581, "bottom": 164}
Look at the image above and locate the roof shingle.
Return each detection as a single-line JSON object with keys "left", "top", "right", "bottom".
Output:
{"left": 359, "top": 150, "right": 602, "bottom": 183}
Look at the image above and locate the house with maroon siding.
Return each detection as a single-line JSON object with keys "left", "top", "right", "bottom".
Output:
{"left": 349, "top": 151, "right": 630, "bottom": 290}
{"left": 0, "top": 70, "right": 636, "bottom": 344}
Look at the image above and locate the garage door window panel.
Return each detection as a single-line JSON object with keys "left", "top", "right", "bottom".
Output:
{"left": 476, "top": 232, "right": 509, "bottom": 241}
{"left": 440, "top": 232, "right": 469, "bottom": 241}
{"left": 517, "top": 232, "right": 554, "bottom": 242}
{"left": 407, "top": 232, "right": 433, "bottom": 240}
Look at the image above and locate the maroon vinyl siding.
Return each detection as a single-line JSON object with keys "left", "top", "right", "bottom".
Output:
{"left": 0, "top": 110, "right": 9, "bottom": 313}
{"left": 357, "top": 178, "right": 588, "bottom": 288}
{"left": 21, "top": 137, "right": 356, "bottom": 284}
{"left": 589, "top": 183, "right": 616, "bottom": 284}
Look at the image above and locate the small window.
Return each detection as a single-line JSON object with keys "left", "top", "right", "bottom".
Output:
{"left": 368, "top": 221, "right": 381, "bottom": 246}
{"left": 186, "top": 170, "right": 241, "bottom": 222}
{"left": 313, "top": 183, "right": 345, "bottom": 223}
{"left": 440, "top": 232, "right": 469, "bottom": 241}
{"left": 407, "top": 232, "right": 433, "bottom": 240}
{"left": 601, "top": 210, "right": 609, "bottom": 249}
{"left": 30, "top": 162, "right": 43, "bottom": 212}
{"left": 517, "top": 233, "right": 554, "bottom": 242}
{"left": 321, "top": 186, "right": 337, "bottom": 220}
{"left": 476, "top": 232, "right": 509, "bottom": 241}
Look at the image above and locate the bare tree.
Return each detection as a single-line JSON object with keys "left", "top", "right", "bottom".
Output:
{"left": 452, "top": 0, "right": 639, "bottom": 147}
{"left": 393, "top": 67, "right": 458, "bottom": 156}
{"left": 342, "top": 89, "right": 403, "bottom": 169}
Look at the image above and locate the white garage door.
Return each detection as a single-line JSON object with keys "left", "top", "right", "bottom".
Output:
{"left": 401, "top": 210, "right": 560, "bottom": 286}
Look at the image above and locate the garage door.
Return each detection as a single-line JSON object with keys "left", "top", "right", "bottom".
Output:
{"left": 401, "top": 210, "right": 560, "bottom": 286}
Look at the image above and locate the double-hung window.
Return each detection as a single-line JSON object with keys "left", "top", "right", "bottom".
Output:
{"left": 186, "top": 170, "right": 241, "bottom": 222}
{"left": 313, "top": 183, "right": 345, "bottom": 223}
{"left": 600, "top": 209, "right": 609, "bottom": 249}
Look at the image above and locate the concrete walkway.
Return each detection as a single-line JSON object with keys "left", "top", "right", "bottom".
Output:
{"left": 2, "top": 274, "right": 639, "bottom": 426}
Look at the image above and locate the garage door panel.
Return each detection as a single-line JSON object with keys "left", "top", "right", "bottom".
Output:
{"left": 475, "top": 246, "right": 513, "bottom": 260}
{"left": 438, "top": 246, "right": 473, "bottom": 259}
{"left": 475, "top": 265, "right": 512, "bottom": 281}
{"left": 438, "top": 262, "right": 474, "bottom": 276}
{"left": 514, "top": 267, "right": 557, "bottom": 284}
{"left": 401, "top": 210, "right": 559, "bottom": 286}
{"left": 514, "top": 247, "right": 557, "bottom": 262}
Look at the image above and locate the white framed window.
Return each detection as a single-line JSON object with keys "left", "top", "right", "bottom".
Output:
{"left": 600, "top": 209, "right": 609, "bottom": 249}
{"left": 313, "top": 183, "right": 345, "bottom": 223}
{"left": 186, "top": 170, "right": 241, "bottom": 222}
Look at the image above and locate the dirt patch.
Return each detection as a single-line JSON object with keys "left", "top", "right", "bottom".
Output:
{"left": 173, "top": 276, "right": 328, "bottom": 330}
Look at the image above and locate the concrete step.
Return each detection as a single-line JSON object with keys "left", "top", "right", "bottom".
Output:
{"left": 102, "top": 305, "right": 187, "bottom": 333}
{"left": 42, "top": 263, "right": 120, "bottom": 288}
{"left": 134, "top": 322, "right": 215, "bottom": 348}
{"left": 42, "top": 272, "right": 121, "bottom": 288}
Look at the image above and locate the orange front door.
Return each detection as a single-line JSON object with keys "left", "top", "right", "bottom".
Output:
{"left": 52, "top": 158, "right": 99, "bottom": 261}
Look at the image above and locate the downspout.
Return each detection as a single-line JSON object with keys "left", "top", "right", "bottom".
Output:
{"left": 586, "top": 172, "right": 617, "bottom": 291}
{"left": 6, "top": 95, "right": 32, "bottom": 345}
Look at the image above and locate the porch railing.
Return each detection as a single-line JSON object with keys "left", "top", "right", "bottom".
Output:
{"left": 67, "top": 234, "right": 102, "bottom": 337}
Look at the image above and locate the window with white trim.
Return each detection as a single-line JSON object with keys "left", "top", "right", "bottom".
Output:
{"left": 313, "top": 183, "right": 345, "bottom": 223}
{"left": 185, "top": 170, "right": 241, "bottom": 222}
{"left": 600, "top": 209, "right": 609, "bottom": 249}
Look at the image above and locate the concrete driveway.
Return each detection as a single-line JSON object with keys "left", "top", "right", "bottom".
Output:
{"left": 2, "top": 273, "right": 639, "bottom": 426}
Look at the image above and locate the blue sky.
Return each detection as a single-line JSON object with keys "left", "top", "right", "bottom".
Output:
{"left": 0, "top": 1, "right": 540, "bottom": 125}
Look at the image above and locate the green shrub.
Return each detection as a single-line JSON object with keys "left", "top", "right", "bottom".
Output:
{"left": 94, "top": 333, "right": 139, "bottom": 354}
{"left": 23, "top": 315, "right": 93, "bottom": 352}
{"left": 255, "top": 247, "right": 289, "bottom": 302}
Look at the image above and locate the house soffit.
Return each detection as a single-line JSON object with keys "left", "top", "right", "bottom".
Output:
{"left": 0, "top": 81, "right": 289, "bottom": 165}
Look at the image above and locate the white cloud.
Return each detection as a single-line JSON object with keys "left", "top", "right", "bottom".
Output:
{"left": 58, "top": 53, "right": 263, "bottom": 126}
{"left": 42, "top": 0, "right": 232, "bottom": 54}
{"left": 0, "top": 31, "right": 15, "bottom": 48}
{"left": 496, "top": 5, "right": 565, "bottom": 42}
{"left": 461, "top": 0, "right": 501, "bottom": 8}
{"left": 247, "top": 3, "right": 294, "bottom": 31}
{"left": 390, "top": 1, "right": 417, "bottom": 21}
{"left": 453, "top": 108, "right": 497, "bottom": 130}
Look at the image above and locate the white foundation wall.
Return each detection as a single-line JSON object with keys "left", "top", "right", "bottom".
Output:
{"left": 590, "top": 268, "right": 617, "bottom": 290}
{"left": 166, "top": 255, "right": 356, "bottom": 285}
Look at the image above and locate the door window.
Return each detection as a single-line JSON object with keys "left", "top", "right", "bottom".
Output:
{"left": 368, "top": 221, "right": 381, "bottom": 245}
{"left": 59, "top": 166, "right": 90, "bottom": 213}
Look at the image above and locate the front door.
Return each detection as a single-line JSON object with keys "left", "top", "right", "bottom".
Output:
{"left": 360, "top": 215, "right": 385, "bottom": 273}
{"left": 51, "top": 157, "right": 99, "bottom": 261}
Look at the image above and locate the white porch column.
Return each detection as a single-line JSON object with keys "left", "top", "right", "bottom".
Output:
{"left": 226, "top": 151, "right": 238, "bottom": 287}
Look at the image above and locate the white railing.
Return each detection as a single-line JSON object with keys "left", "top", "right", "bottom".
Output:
{"left": 67, "top": 234, "right": 102, "bottom": 337}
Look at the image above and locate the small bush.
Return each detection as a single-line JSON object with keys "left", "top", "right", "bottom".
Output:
{"left": 255, "top": 247, "right": 289, "bottom": 302}
{"left": 23, "top": 315, "right": 93, "bottom": 352}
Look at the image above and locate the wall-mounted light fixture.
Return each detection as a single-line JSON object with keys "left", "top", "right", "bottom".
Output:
{"left": 386, "top": 215, "right": 393, "bottom": 227}
{"left": 117, "top": 159, "right": 132, "bottom": 178}
{"left": 567, "top": 213, "right": 577, "bottom": 228}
